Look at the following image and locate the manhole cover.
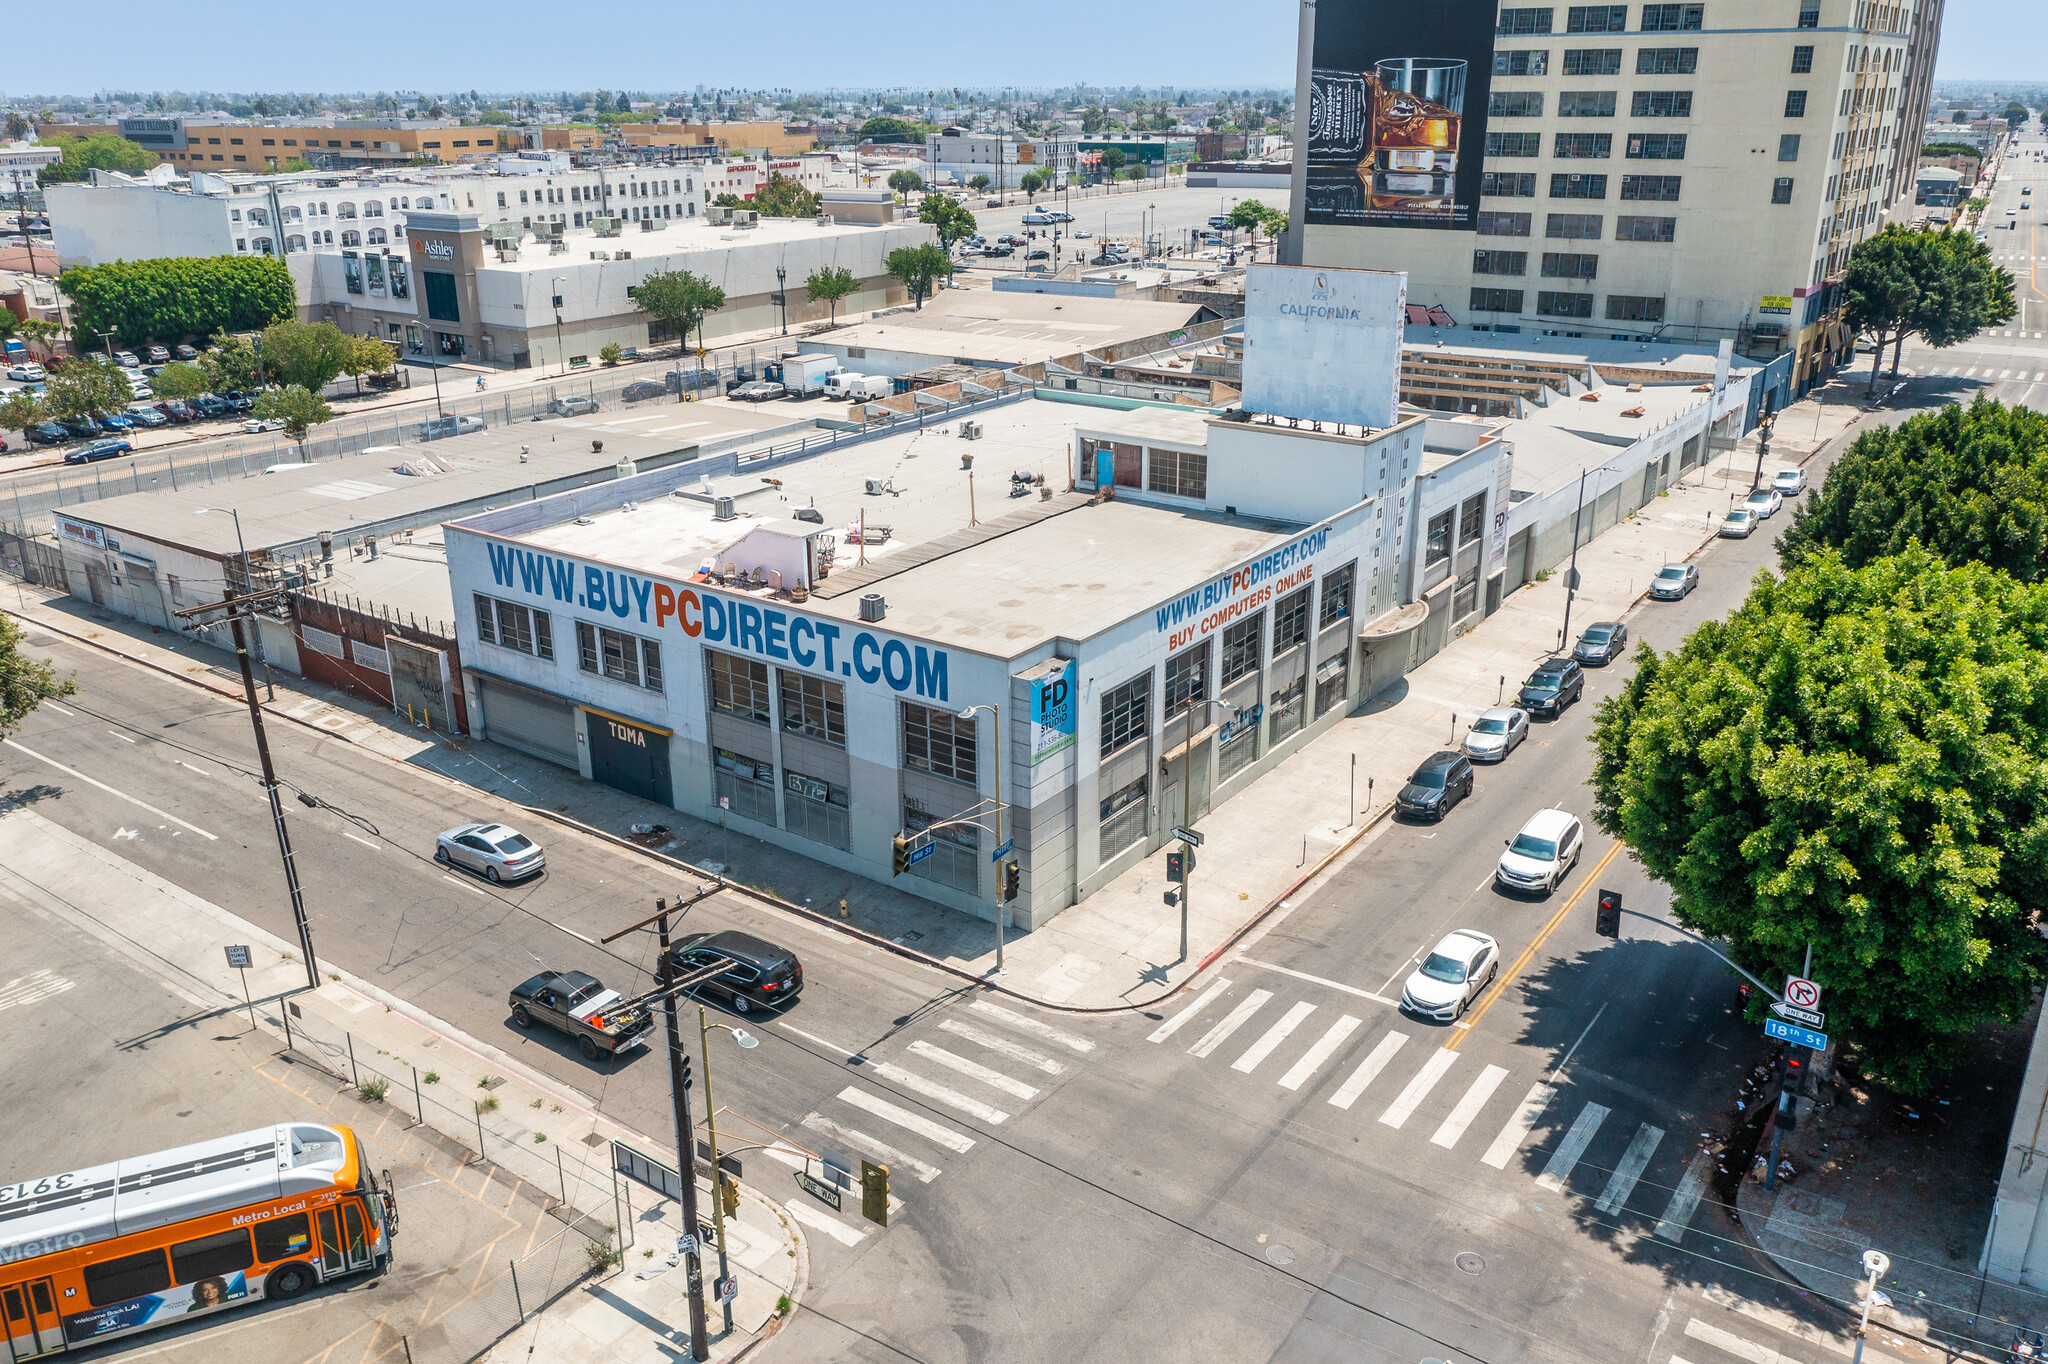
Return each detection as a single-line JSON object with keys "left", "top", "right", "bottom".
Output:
{"left": 1456, "top": 1252, "right": 1486, "bottom": 1275}
{"left": 1265, "top": 1243, "right": 1295, "bottom": 1266}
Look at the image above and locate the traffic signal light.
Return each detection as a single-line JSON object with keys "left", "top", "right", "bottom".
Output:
{"left": 861, "top": 1160, "right": 890, "bottom": 1226}
{"left": 891, "top": 834, "right": 910, "bottom": 877}
{"left": 1167, "top": 851, "right": 1184, "bottom": 884}
{"left": 1595, "top": 889, "right": 1621, "bottom": 939}
{"left": 1001, "top": 859, "right": 1020, "bottom": 903}
{"left": 717, "top": 1173, "right": 739, "bottom": 1219}
{"left": 679, "top": 1052, "right": 694, "bottom": 1091}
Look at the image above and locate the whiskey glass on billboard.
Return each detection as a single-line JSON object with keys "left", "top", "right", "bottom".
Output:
{"left": 1370, "top": 58, "right": 1465, "bottom": 218}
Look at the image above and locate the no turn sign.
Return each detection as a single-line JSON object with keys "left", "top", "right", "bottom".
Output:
{"left": 1785, "top": 976, "right": 1822, "bottom": 1010}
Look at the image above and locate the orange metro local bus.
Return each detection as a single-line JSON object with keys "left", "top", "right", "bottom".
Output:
{"left": 1, "top": 1123, "right": 395, "bottom": 1357}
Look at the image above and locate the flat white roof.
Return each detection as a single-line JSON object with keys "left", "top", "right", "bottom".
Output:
{"left": 486, "top": 214, "right": 924, "bottom": 275}
{"left": 805, "top": 290, "right": 1214, "bottom": 367}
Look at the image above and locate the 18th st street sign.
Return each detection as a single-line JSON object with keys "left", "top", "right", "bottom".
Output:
{"left": 1764, "top": 1017, "right": 1828, "bottom": 1051}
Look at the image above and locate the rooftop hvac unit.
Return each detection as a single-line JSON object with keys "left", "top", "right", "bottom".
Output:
{"left": 958, "top": 420, "right": 983, "bottom": 440}
{"left": 589, "top": 250, "right": 610, "bottom": 260}
{"left": 732, "top": 210, "right": 759, "bottom": 228}
{"left": 497, "top": 247, "right": 518, "bottom": 261}
{"left": 617, "top": 250, "right": 632, "bottom": 259}
{"left": 706, "top": 205, "right": 732, "bottom": 224}
{"left": 864, "top": 477, "right": 889, "bottom": 495}
{"left": 859, "top": 593, "right": 886, "bottom": 622}
{"left": 712, "top": 495, "right": 736, "bottom": 520}
{"left": 815, "top": 214, "right": 834, "bottom": 225}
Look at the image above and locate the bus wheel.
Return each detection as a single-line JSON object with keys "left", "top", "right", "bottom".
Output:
{"left": 267, "top": 1262, "right": 315, "bottom": 1300}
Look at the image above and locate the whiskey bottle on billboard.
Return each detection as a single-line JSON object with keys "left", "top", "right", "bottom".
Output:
{"left": 1368, "top": 58, "right": 1466, "bottom": 216}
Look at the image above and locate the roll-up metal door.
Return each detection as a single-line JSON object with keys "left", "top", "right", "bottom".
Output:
{"left": 475, "top": 674, "right": 578, "bottom": 769}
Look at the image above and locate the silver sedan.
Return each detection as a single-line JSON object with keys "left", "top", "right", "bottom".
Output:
{"left": 1462, "top": 707, "right": 1529, "bottom": 762}
{"left": 435, "top": 822, "right": 546, "bottom": 882}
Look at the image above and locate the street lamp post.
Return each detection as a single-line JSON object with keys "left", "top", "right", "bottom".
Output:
{"left": 775, "top": 265, "right": 788, "bottom": 337}
{"left": 697, "top": 1007, "right": 758, "bottom": 1336}
{"left": 957, "top": 702, "right": 1007, "bottom": 973}
{"left": 552, "top": 275, "right": 568, "bottom": 378}
{"left": 1173, "top": 690, "right": 1235, "bottom": 961}
{"left": 197, "top": 507, "right": 274, "bottom": 701}
{"left": 1559, "top": 467, "right": 1590, "bottom": 653}
{"left": 1849, "top": 1250, "right": 1890, "bottom": 1364}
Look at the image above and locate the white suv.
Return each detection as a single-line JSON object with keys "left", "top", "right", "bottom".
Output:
{"left": 1496, "top": 809, "right": 1584, "bottom": 895}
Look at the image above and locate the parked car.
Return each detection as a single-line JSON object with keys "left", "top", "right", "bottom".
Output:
{"left": 58, "top": 416, "right": 105, "bottom": 439}
{"left": 1516, "top": 658, "right": 1585, "bottom": 718}
{"left": 1771, "top": 467, "right": 1808, "bottom": 496}
{"left": 1572, "top": 621, "right": 1628, "bottom": 667}
{"left": 127, "top": 385, "right": 153, "bottom": 403}
{"left": 24, "top": 422, "right": 69, "bottom": 446}
{"left": 983, "top": 245, "right": 1014, "bottom": 257}
{"left": 64, "top": 437, "right": 134, "bottom": 465}
{"left": 244, "top": 417, "right": 286, "bottom": 433}
{"left": 1208, "top": 214, "right": 1234, "bottom": 229}
{"left": 985, "top": 197, "right": 1002, "bottom": 208}
{"left": 155, "top": 399, "right": 195, "bottom": 423}
{"left": 1024, "top": 248, "right": 1051, "bottom": 261}
{"left": 546, "top": 394, "right": 599, "bottom": 416}
{"left": 139, "top": 364, "right": 165, "bottom": 377}
{"left": 508, "top": 969, "right": 653, "bottom": 1062}
{"left": 731, "top": 380, "right": 787, "bottom": 403}
{"left": 221, "top": 390, "right": 256, "bottom": 412}
{"left": 190, "top": 395, "right": 233, "bottom": 418}
{"left": 1395, "top": 750, "right": 1475, "bottom": 821}
{"left": 113, "top": 350, "right": 140, "bottom": 368}
{"left": 174, "top": 344, "right": 198, "bottom": 360}
{"left": 1649, "top": 562, "right": 1698, "bottom": 599}
{"left": 435, "top": 822, "right": 546, "bottom": 883}
{"left": 1401, "top": 930, "right": 1500, "bottom": 1022}
{"left": 126, "top": 405, "right": 167, "bottom": 427}
{"left": 1719, "top": 508, "right": 1757, "bottom": 538}
{"left": 6, "top": 363, "right": 45, "bottom": 382}
{"left": 666, "top": 930, "right": 803, "bottom": 1015}
{"left": 145, "top": 345, "right": 170, "bottom": 364}
{"left": 415, "top": 414, "right": 485, "bottom": 440}
{"left": 1743, "top": 488, "right": 1783, "bottom": 519}
{"left": 620, "top": 379, "right": 670, "bottom": 402}
{"left": 96, "top": 411, "right": 135, "bottom": 432}
{"left": 1495, "top": 808, "right": 1585, "bottom": 895}
{"left": 1462, "top": 706, "right": 1529, "bottom": 762}
{"left": 1073, "top": 229, "right": 1093, "bottom": 239}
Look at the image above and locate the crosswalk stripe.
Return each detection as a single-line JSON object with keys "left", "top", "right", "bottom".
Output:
{"left": 1278, "top": 1015, "right": 1362, "bottom": 1091}
{"left": 868, "top": 1061, "right": 1010, "bottom": 1124}
{"left": 1148, "top": 979, "right": 1233, "bottom": 1044}
{"left": 1431, "top": 1063, "right": 1508, "bottom": 1149}
{"left": 1189, "top": 989, "right": 1273, "bottom": 1059}
{"left": 1482, "top": 1082, "right": 1553, "bottom": 1168}
{"left": 1654, "top": 1149, "right": 1714, "bottom": 1243}
{"left": 801, "top": 1112, "right": 942, "bottom": 1183}
{"left": 1379, "top": 1048, "right": 1459, "bottom": 1129}
{"left": 1232, "top": 1001, "right": 1317, "bottom": 1073}
{"left": 1534, "top": 1102, "right": 1609, "bottom": 1191}
{"left": 938, "top": 1019, "right": 1066, "bottom": 1074}
{"left": 1330, "top": 1031, "right": 1408, "bottom": 1110}
{"left": 837, "top": 1087, "right": 976, "bottom": 1153}
{"left": 785, "top": 1197, "right": 866, "bottom": 1246}
{"left": 907, "top": 1041, "right": 1039, "bottom": 1099}
{"left": 969, "top": 1000, "right": 1095, "bottom": 1053}
{"left": 1593, "top": 1123, "right": 1665, "bottom": 1214}
{"left": 1686, "top": 1316, "right": 1788, "bottom": 1363}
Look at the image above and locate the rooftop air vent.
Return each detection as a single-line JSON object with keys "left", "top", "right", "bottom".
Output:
{"left": 712, "top": 496, "right": 736, "bottom": 520}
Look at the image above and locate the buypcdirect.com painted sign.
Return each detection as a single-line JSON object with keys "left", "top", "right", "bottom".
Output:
{"left": 481, "top": 541, "right": 953, "bottom": 701}
{"left": 1151, "top": 527, "right": 1329, "bottom": 651}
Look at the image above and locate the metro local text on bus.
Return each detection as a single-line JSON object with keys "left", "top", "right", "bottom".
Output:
{"left": 483, "top": 543, "right": 951, "bottom": 701}
{"left": 1153, "top": 528, "right": 1330, "bottom": 652}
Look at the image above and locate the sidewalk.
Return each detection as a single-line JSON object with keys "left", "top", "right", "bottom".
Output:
{"left": 3, "top": 378, "right": 1871, "bottom": 1015}
{"left": 0, "top": 801, "right": 805, "bottom": 1364}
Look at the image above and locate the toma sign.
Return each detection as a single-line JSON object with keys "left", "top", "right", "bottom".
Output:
{"left": 483, "top": 542, "right": 953, "bottom": 701}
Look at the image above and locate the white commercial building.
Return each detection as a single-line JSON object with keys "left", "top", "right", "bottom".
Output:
{"left": 924, "top": 128, "right": 1079, "bottom": 188}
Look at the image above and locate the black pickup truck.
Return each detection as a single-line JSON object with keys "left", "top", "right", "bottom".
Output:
{"left": 508, "top": 970, "right": 653, "bottom": 1061}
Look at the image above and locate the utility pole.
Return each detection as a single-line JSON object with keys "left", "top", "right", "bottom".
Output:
{"left": 1559, "top": 467, "right": 1589, "bottom": 652}
{"left": 656, "top": 904, "right": 711, "bottom": 1360}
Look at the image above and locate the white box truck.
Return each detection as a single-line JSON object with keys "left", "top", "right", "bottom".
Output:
{"left": 824, "top": 372, "right": 890, "bottom": 401}
{"left": 779, "top": 353, "right": 842, "bottom": 397}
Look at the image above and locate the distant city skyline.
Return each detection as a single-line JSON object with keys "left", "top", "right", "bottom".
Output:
{"left": 2, "top": 0, "right": 2040, "bottom": 101}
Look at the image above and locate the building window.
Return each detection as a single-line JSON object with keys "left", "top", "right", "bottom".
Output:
{"left": 1495, "top": 49, "right": 1551, "bottom": 76}
{"left": 1459, "top": 492, "right": 1488, "bottom": 545}
{"left": 1779, "top": 133, "right": 1802, "bottom": 161}
{"left": 1166, "top": 640, "right": 1210, "bottom": 715}
{"left": 1269, "top": 672, "right": 1307, "bottom": 747}
{"left": 714, "top": 748, "right": 779, "bottom": 826}
{"left": 1785, "top": 89, "right": 1808, "bottom": 117}
{"left": 783, "top": 770, "right": 850, "bottom": 849}
{"left": 1566, "top": 3, "right": 1627, "bottom": 30}
{"left": 1772, "top": 176, "right": 1795, "bottom": 204}
{"left": 1320, "top": 564, "right": 1356, "bottom": 627}
{"left": 1614, "top": 214, "right": 1677, "bottom": 240}
{"left": 473, "top": 594, "right": 554, "bottom": 660}
{"left": 1631, "top": 90, "right": 1693, "bottom": 117}
{"left": 1791, "top": 44, "right": 1814, "bottom": 72}
{"left": 902, "top": 702, "right": 977, "bottom": 785}
{"left": 1640, "top": 2, "right": 1703, "bottom": 29}
{"left": 1797, "top": 1, "right": 1818, "bottom": 24}
{"left": 1470, "top": 287, "right": 1527, "bottom": 312}
{"left": 1425, "top": 510, "right": 1454, "bottom": 568}
{"left": 1489, "top": 92, "right": 1547, "bottom": 117}
{"left": 1551, "top": 172, "right": 1609, "bottom": 198}
{"left": 1486, "top": 132, "right": 1542, "bottom": 158}
{"left": 902, "top": 799, "right": 979, "bottom": 893}
{"left": 1314, "top": 650, "right": 1350, "bottom": 718}
{"left": 1218, "top": 702, "right": 1261, "bottom": 782}
{"left": 1219, "top": 614, "right": 1264, "bottom": 688}
{"left": 1554, "top": 132, "right": 1613, "bottom": 159}
{"left": 779, "top": 669, "right": 845, "bottom": 744}
{"left": 1538, "top": 291, "right": 1597, "bottom": 318}
{"left": 1483, "top": 172, "right": 1539, "bottom": 197}
{"left": 577, "top": 622, "right": 661, "bottom": 691}
{"left": 1473, "top": 249, "right": 1529, "bottom": 275}
{"left": 1099, "top": 765, "right": 1149, "bottom": 860}
{"left": 1620, "top": 174, "right": 1682, "bottom": 200}
{"left": 1273, "top": 586, "right": 1312, "bottom": 655}
{"left": 1563, "top": 48, "right": 1624, "bottom": 75}
{"left": 1626, "top": 132, "right": 1688, "bottom": 159}
{"left": 423, "top": 271, "right": 460, "bottom": 323}
{"left": 1637, "top": 46, "right": 1698, "bottom": 73}
{"left": 1148, "top": 447, "right": 1207, "bottom": 500}
{"left": 1477, "top": 210, "right": 1533, "bottom": 236}
{"left": 1497, "top": 6, "right": 1555, "bottom": 32}
{"left": 1546, "top": 212, "right": 1604, "bottom": 238}
{"left": 708, "top": 650, "right": 771, "bottom": 721}
{"left": 1100, "top": 672, "right": 1151, "bottom": 757}
{"left": 1557, "top": 92, "right": 1618, "bottom": 118}
{"left": 1606, "top": 294, "right": 1667, "bottom": 321}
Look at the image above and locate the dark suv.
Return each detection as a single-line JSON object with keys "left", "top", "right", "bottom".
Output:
{"left": 1395, "top": 750, "right": 1475, "bottom": 821}
{"left": 1517, "top": 658, "right": 1585, "bottom": 718}
{"left": 667, "top": 930, "right": 803, "bottom": 1015}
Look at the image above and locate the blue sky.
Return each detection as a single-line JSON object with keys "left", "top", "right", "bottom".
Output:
{"left": 5, "top": 0, "right": 2040, "bottom": 97}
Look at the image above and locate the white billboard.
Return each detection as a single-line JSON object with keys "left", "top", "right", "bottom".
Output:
{"left": 1240, "top": 264, "right": 1404, "bottom": 430}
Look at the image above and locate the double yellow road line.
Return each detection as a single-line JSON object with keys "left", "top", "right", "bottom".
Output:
{"left": 1446, "top": 840, "right": 1625, "bottom": 1051}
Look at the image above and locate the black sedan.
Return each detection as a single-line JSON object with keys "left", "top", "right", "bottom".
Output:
{"left": 1572, "top": 621, "right": 1628, "bottom": 666}
{"left": 667, "top": 930, "right": 803, "bottom": 1015}
{"left": 1517, "top": 658, "right": 1585, "bottom": 717}
{"left": 24, "top": 422, "right": 70, "bottom": 446}
{"left": 620, "top": 379, "right": 670, "bottom": 402}
{"left": 509, "top": 969, "right": 652, "bottom": 1061}
{"left": 1395, "top": 750, "right": 1475, "bottom": 820}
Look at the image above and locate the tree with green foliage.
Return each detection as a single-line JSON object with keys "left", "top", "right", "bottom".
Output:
{"left": 341, "top": 334, "right": 396, "bottom": 395}
{"left": 968, "top": 174, "right": 991, "bottom": 192}
{"left": 1909, "top": 227, "right": 2017, "bottom": 368}
{"left": 1843, "top": 225, "right": 1928, "bottom": 395}
{"left": 916, "top": 194, "right": 977, "bottom": 252}
{"left": 36, "top": 134, "right": 155, "bottom": 185}
{"left": 0, "top": 613, "right": 75, "bottom": 742}
{"left": 149, "top": 362, "right": 211, "bottom": 401}
{"left": 276, "top": 158, "right": 315, "bottom": 173}
{"left": 251, "top": 385, "right": 333, "bottom": 459}
{"left": 0, "top": 391, "right": 43, "bottom": 435}
{"left": 600, "top": 343, "right": 623, "bottom": 367}
{"left": 17, "top": 318, "right": 61, "bottom": 357}
{"left": 805, "top": 266, "right": 859, "bottom": 328}
{"left": 58, "top": 256, "right": 295, "bottom": 352}
{"left": 1921, "top": 142, "right": 1981, "bottom": 159}
{"left": 1020, "top": 170, "right": 1046, "bottom": 199}
{"left": 711, "top": 192, "right": 744, "bottom": 210}
{"left": 753, "top": 172, "right": 819, "bottom": 218}
{"left": 633, "top": 270, "right": 726, "bottom": 354}
{"left": 201, "top": 332, "right": 266, "bottom": 394}
{"left": 885, "top": 243, "right": 953, "bottom": 310}
{"left": 43, "top": 357, "right": 132, "bottom": 422}
{"left": 860, "top": 116, "right": 927, "bottom": 143}
{"left": 1100, "top": 147, "right": 1127, "bottom": 177}
{"left": 1591, "top": 546, "right": 2048, "bottom": 1093}
{"left": 2005, "top": 101, "right": 2030, "bottom": 127}
{"left": 257, "top": 318, "right": 354, "bottom": 394}
{"left": 887, "top": 169, "right": 925, "bottom": 197}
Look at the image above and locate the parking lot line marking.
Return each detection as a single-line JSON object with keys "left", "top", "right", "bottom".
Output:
{"left": 1330, "top": 1031, "right": 1408, "bottom": 1110}
{"left": 1236, "top": 956, "right": 1398, "bottom": 1006}
{"left": 4, "top": 739, "right": 218, "bottom": 839}
{"left": 1148, "top": 978, "right": 1232, "bottom": 1044}
{"left": 342, "top": 831, "right": 381, "bottom": 849}
{"left": 107, "top": 730, "right": 135, "bottom": 743}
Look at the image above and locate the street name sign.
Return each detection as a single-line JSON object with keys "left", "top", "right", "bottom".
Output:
{"left": 904, "top": 840, "right": 937, "bottom": 868}
{"left": 1764, "top": 1017, "right": 1828, "bottom": 1050}
{"left": 990, "top": 838, "right": 1014, "bottom": 863}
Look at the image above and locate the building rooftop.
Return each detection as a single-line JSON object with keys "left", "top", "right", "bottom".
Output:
{"left": 1502, "top": 378, "right": 1725, "bottom": 498}
{"left": 486, "top": 212, "right": 925, "bottom": 275}
{"left": 806, "top": 290, "right": 1215, "bottom": 368}
{"left": 1399, "top": 325, "right": 1764, "bottom": 380}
